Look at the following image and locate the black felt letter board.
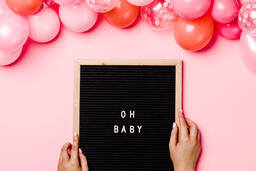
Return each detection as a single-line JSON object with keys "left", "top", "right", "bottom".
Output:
{"left": 75, "top": 62, "right": 181, "bottom": 171}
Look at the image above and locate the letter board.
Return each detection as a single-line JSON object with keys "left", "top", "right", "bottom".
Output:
{"left": 74, "top": 59, "right": 182, "bottom": 171}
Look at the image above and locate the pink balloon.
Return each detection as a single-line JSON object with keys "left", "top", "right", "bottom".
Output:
{"left": 0, "top": 14, "right": 29, "bottom": 51}
{"left": 141, "top": 0, "right": 177, "bottom": 31}
{"left": 238, "top": 2, "right": 256, "bottom": 35}
{"left": 173, "top": 0, "right": 211, "bottom": 20}
{"left": 0, "top": 47, "right": 22, "bottom": 66}
{"left": 127, "top": 0, "right": 154, "bottom": 6}
{"left": 59, "top": 1, "right": 98, "bottom": 32}
{"left": 240, "top": 32, "right": 256, "bottom": 73}
{"left": 54, "top": 0, "right": 80, "bottom": 6}
{"left": 27, "top": 7, "right": 60, "bottom": 43}
{"left": 211, "top": 0, "right": 239, "bottom": 23}
{"left": 218, "top": 20, "right": 242, "bottom": 40}
{"left": 86, "top": 0, "right": 116, "bottom": 12}
{"left": 0, "top": 0, "right": 13, "bottom": 14}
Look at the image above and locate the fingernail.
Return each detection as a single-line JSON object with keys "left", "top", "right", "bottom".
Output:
{"left": 180, "top": 109, "right": 184, "bottom": 114}
{"left": 172, "top": 122, "right": 176, "bottom": 128}
{"left": 74, "top": 132, "right": 78, "bottom": 137}
{"left": 79, "top": 148, "right": 82, "bottom": 154}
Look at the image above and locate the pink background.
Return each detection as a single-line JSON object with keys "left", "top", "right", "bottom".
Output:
{"left": 0, "top": 16, "right": 256, "bottom": 171}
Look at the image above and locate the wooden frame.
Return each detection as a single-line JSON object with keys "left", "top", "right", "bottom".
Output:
{"left": 73, "top": 59, "right": 183, "bottom": 135}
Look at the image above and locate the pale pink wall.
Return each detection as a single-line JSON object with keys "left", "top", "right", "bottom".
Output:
{"left": 0, "top": 17, "right": 256, "bottom": 171}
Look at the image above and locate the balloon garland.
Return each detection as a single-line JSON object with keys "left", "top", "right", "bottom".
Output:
{"left": 0, "top": 0, "right": 255, "bottom": 73}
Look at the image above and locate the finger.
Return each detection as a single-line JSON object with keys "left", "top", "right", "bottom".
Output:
{"left": 178, "top": 110, "right": 189, "bottom": 140}
{"left": 58, "top": 152, "right": 62, "bottom": 171}
{"left": 71, "top": 132, "right": 79, "bottom": 161}
{"left": 79, "top": 149, "right": 89, "bottom": 171}
{"left": 185, "top": 118, "right": 198, "bottom": 140}
{"left": 57, "top": 161, "right": 61, "bottom": 171}
{"left": 61, "top": 142, "right": 72, "bottom": 161}
{"left": 197, "top": 129, "right": 201, "bottom": 143}
{"left": 58, "top": 151, "right": 62, "bottom": 164}
{"left": 169, "top": 122, "right": 178, "bottom": 151}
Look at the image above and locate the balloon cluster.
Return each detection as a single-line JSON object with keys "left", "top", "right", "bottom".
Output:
{"left": 0, "top": 0, "right": 255, "bottom": 73}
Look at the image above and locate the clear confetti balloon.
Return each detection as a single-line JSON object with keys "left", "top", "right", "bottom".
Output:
{"left": 238, "top": 2, "right": 256, "bottom": 35}
{"left": 239, "top": 0, "right": 256, "bottom": 5}
{"left": 86, "top": 0, "right": 116, "bottom": 13}
{"left": 141, "top": 0, "right": 177, "bottom": 31}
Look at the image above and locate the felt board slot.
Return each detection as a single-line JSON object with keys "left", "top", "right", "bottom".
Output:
{"left": 74, "top": 59, "right": 182, "bottom": 171}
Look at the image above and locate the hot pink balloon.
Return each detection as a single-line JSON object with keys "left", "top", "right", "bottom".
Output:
{"left": 86, "top": 0, "right": 116, "bottom": 12}
{"left": 54, "top": 0, "right": 80, "bottom": 5}
{"left": 240, "top": 32, "right": 256, "bottom": 73}
{"left": 211, "top": 0, "right": 239, "bottom": 23}
{"left": 0, "top": 14, "right": 29, "bottom": 51}
{"left": 127, "top": 0, "right": 154, "bottom": 6}
{"left": 173, "top": 0, "right": 211, "bottom": 20}
{"left": 218, "top": 20, "right": 242, "bottom": 40}
{"left": 0, "top": 47, "right": 22, "bottom": 66}
{"left": 27, "top": 7, "right": 60, "bottom": 43}
{"left": 141, "top": 0, "right": 177, "bottom": 31}
{"left": 44, "top": 0, "right": 56, "bottom": 6}
{"left": 59, "top": 1, "right": 98, "bottom": 33}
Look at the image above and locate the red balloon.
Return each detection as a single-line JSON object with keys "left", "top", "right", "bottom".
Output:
{"left": 103, "top": 0, "right": 139, "bottom": 28}
{"left": 5, "top": 0, "right": 43, "bottom": 14}
{"left": 174, "top": 14, "right": 215, "bottom": 51}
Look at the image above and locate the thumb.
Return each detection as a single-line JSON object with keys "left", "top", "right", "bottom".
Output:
{"left": 169, "top": 122, "right": 178, "bottom": 153}
{"left": 79, "top": 149, "right": 89, "bottom": 171}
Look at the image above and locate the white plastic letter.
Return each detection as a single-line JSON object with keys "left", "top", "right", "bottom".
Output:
{"left": 130, "top": 125, "right": 134, "bottom": 133}
{"left": 121, "top": 125, "right": 126, "bottom": 133}
{"left": 121, "top": 110, "right": 126, "bottom": 118}
{"left": 130, "top": 110, "right": 135, "bottom": 118}
{"left": 114, "top": 125, "right": 119, "bottom": 133}
{"left": 137, "top": 125, "right": 142, "bottom": 133}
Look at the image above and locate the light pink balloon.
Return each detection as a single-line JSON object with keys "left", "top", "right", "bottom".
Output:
{"left": 141, "top": 0, "right": 177, "bottom": 31}
{"left": 218, "top": 20, "right": 242, "bottom": 40}
{"left": 240, "top": 32, "right": 256, "bottom": 73}
{"left": 59, "top": 1, "right": 98, "bottom": 32}
{"left": 54, "top": 0, "right": 80, "bottom": 6}
{"left": 0, "top": 47, "right": 22, "bottom": 66}
{"left": 86, "top": 0, "right": 116, "bottom": 12}
{"left": 127, "top": 0, "right": 154, "bottom": 6}
{"left": 173, "top": 0, "right": 211, "bottom": 20}
{"left": 0, "top": 0, "right": 13, "bottom": 14}
{"left": 27, "top": 7, "right": 60, "bottom": 43}
{"left": 0, "top": 14, "right": 29, "bottom": 51}
{"left": 211, "top": 0, "right": 239, "bottom": 23}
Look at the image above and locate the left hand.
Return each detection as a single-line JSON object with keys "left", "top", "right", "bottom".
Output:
{"left": 58, "top": 133, "right": 89, "bottom": 171}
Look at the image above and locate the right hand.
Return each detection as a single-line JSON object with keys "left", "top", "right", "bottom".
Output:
{"left": 169, "top": 110, "right": 201, "bottom": 171}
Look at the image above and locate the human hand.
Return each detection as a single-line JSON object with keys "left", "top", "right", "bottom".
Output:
{"left": 58, "top": 133, "right": 89, "bottom": 171}
{"left": 169, "top": 110, "right": 201, "bottom": 171}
